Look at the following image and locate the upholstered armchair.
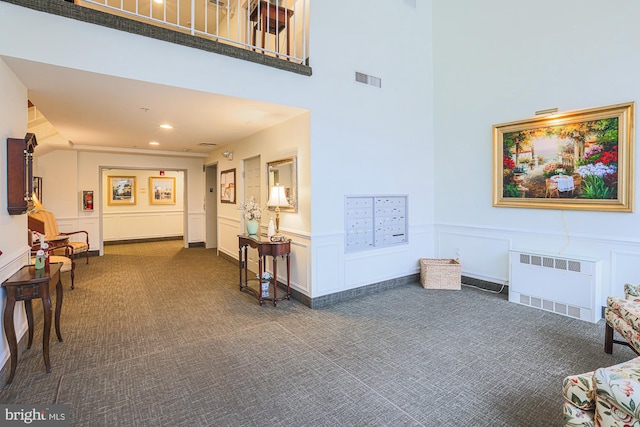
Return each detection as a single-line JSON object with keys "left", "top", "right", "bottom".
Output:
{"left": 28, "top": 206, "right": 90, "bottom": 264}
{"left": 605, "top": 284, "right": 640, "bottom": 355}
{"left": 563, "top": 356, "right": 640, "bottom": 426}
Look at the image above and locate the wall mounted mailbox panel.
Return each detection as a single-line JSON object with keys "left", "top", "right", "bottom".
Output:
{"left": 345, "top": 195, "right": 408, "bottom": 252}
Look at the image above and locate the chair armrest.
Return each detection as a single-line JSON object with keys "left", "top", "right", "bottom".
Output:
{"left": 594, "top": 362, "right": 640, "bottom": 422}
{"left": 52, "top": 243, "right": 75, "bottom": 258}
{"left": 60, "top": 230, "right": 89, "bottom": 244}
{"left": 625, "top": 284, "right": 640, "bottom": 301}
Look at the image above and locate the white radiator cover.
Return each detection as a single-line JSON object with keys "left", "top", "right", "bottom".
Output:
{"left": 508, "top": 250, "right": 602, "bottom": 323}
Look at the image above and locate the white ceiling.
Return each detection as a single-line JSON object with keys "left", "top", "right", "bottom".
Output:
{"left": 3, "top": 56, "right": 306, "bottom": 157}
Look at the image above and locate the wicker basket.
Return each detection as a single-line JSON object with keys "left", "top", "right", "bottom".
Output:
{"left": 419, "top": 258, "right": 461, "bottom": 290}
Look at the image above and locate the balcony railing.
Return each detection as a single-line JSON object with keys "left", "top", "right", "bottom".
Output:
{"left": 77, "top": 0, "right": 309, "bottom": 64}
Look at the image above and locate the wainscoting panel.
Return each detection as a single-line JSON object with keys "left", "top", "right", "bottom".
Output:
{"left": 437, "top": 231, "right": 511, "bottom": 284}
{"left": 57, "top": 217, "right": 100, "bottom": 246}
{"left": 188, "top": 213, "right": 204, "bottom": 244}
{"left": 435, "top": 223, "right": 640, "bottom": 306}
{"left": 218, "top": 216, "right": 242, "bottom": 260}
{"left": 345, "top": 246, "right": 414, "bottom": 288}
{"left": 103, "top": 211, "right": 183, "bottom": 241}
{"left": 611, "top": 250, "right": 640, "bottom": 297}
{"left": 312, "top": 235, "right": 343, "bottom": 297}
{"left": 288, "top": 238, "right": 310, "bottom": 294}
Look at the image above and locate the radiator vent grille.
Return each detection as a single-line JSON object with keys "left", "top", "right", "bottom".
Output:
{"left": 518, "top": 293, "right": 581, "bottom": 319}
{"left": 518, "top": 253, "right": 582, "bottom": 272}
{"left": 355, "top": 72, "right": 382, "bottom": 88}
{"left": 555, "top": 259, "right": 567, "bottom": 270}
{"left": 510, "top": 250, "right": 600, "bottom": 323}
{"left": 568, "top": 261, "right": 581, "bottom": 273}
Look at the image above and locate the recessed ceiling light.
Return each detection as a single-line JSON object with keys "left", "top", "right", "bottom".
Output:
{"left": 154, "top": 0, "right": 163, "bottom": 3}
{"left": 160, "top": 124, "right": 173, "bottom": 129}
{"left": 149, "top": 141, "right": 160, "bottom": 146}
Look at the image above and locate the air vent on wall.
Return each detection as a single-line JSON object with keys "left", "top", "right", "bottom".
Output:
{"left": 355, "top": 72, "right": 382, "bottom": 88}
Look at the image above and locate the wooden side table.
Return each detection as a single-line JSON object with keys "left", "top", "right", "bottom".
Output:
{"left": 238, "top": 234, "right": 291, "bottom": 306}
{"left": 2, "top": 263, "right": 63, "bottom": 384}
{"left": 250, "top": 1, "right": 294, "bottom": 58}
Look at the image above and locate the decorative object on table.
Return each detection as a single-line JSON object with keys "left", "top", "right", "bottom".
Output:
{"left": 107, "top": 176, "right": 136, "bottom": 206}
{"left": 267, "top": 218, "right": 275, "bottom": 238}
{"left": 493, "top": 101, "right": 634, "bottom": 212}
{"left": 34, "top": 249, "right": 45, "bottom": 270}
{"left": 40, "top": 241, "right": 49, "bottom": 267}
{"left": 419, "top": 258, "right": 462, "bottom": 290}
{"left": 149, "top": 176, "right": 176, "bottom": 205}
{"left": 220, "top": 169, "right": 236, "bottom": 204}
{"left": 239, "top": 196, "right": 262, "bottom": 235}
{"left": 267, "top": 185, "right": 290, "bottom": 240}
{"left": 258, "top": 271, "right": 273, "bottom": 298}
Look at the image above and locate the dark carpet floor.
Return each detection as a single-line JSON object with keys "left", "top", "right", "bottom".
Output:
{"left": 0, "top": 241, "right": 634, "bottom": 426}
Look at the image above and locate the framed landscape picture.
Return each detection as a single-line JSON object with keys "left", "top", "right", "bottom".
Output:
{"left": 493, "top": 102, "right": 635, "bottom": 212}
{"left": 220, "top": 168, "right": 236, "bottom": 204}
{"left": 149, "top": 177, "right": 176, "bottom": 205}
{"left": 107, "top": 176, "right": 136, "bottom": 206}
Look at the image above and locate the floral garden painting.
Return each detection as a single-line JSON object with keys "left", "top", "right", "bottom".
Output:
{"left": 493, "top": 102, "right": 634, "bottom": 212}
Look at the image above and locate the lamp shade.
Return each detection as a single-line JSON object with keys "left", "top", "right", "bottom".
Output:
{"left": 267, "top": 186, "right": 289, "bottom": 207}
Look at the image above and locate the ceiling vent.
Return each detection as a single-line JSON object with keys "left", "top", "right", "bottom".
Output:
{"left": 355, "top": 72, "right": 382, "bottom": 88}
{"left": 209, "top": 0, "right": 225, "bottom": 5}
{"left": 198, "top": 142, "right": 217, "bottom": 147}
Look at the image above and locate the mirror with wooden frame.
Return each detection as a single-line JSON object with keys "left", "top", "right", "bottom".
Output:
{"left": 266, "top": 157, "right": 297, "bottom": 212}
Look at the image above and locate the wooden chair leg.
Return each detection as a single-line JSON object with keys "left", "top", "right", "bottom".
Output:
{"left": 70, "top": 258, "right": 75, "bottom": 290}
{"left": 605, "top": 322, "right": 614, "bottom": 354}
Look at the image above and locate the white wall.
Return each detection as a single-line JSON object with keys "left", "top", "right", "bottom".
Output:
{"left": 432, "top": 0, "right": 640, "bottom": 302}
{"left": 0, "top": 0, "right": 435, "bottom": 301}
{"left": 36, "top": 150, "right": 204, "bottom": 252}
{"left": 208, "top": 113, "right": 311, "bottom": 295}
{"left": 306, "top": 0, "right": 435, "bottom": 296}
{"left": 0, "top": 59, "right": 30, "bottom": 372}
{"left": 102, "top": 169, "right": 184, "bottom": 241}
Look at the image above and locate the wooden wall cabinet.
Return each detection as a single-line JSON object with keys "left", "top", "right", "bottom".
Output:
{"left": 6, "top": 133, "right": 37, "bottom": 215}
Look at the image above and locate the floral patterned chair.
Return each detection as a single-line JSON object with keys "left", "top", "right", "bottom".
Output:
{"left": 605, "top": 284, "right": 640, "bottom": 356}
{"left": 563, "top": 356, "right": 640, "bottom": 426}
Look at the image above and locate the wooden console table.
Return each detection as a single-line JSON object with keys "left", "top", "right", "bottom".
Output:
{"left": 238, "top": 234, "right": 291, "bottom": 306}
{"left": 2, "top": 263, "right": 63, "bottom": 384}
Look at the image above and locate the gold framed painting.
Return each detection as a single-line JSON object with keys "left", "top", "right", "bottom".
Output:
{"left": 149, "top": 177, "right": 176, "bottom": 205}
{"left": 493, "top": 102, "right": 635, "bottom": 212}
{"left": 220, "top": 168, "right": 236, "bottom": 204}
{"left": 107, "top": 176, "right": 136, "bottom": 206}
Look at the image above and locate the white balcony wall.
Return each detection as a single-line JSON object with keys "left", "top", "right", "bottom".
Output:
{"left": 0, "top": 0, "right": 433, "bottom": 303}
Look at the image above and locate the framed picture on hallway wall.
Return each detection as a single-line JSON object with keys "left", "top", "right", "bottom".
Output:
{"left": 107, "top": 176, "right": 136, "bottom": 206}
{"left": 149, "top": 177, "right": 176, "bottom": 205}
{"left": 220, "top": 168, "right": 236, "bottom": 204}
{"left": 493, "top": 101, "right": 635, "bottom": 212}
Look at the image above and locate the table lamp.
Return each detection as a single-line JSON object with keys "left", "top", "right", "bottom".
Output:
{"left": 267, "top": 185, "right": 289, "bottom": 239}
